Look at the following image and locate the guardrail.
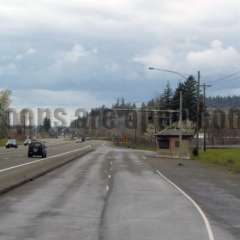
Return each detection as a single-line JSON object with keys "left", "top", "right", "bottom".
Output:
{"left": 0, "top": 145, "right": 94, "bottom": 194}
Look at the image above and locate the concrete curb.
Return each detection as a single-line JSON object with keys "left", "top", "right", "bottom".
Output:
{"left": 154, "top": 154, "right": 191, "bottom": 160}
{"left": 0, "top": 145, "right": 94, "bottom": 194}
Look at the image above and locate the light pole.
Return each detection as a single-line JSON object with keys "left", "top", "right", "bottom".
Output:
{"left": 148, "top": 67, "right": 188, "bottom": 80}
{"left": 148, "top": 66, "right": 201, "bottom": 155}
{"left": 201, "top": 83, "right": 212, "bottom": 151}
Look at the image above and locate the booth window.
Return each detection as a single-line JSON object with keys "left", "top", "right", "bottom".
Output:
{"left": 158, "top": 139, "right": 169, "bottom": 149}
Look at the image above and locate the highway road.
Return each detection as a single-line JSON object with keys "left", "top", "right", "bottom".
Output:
{"left": 0, "top": 143, "right": 232, "bottom": 240}
{"left": 0, "top": 139, "right": 96, "bottom": 170}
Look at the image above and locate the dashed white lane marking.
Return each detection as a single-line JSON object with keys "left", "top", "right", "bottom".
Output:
{"left": 110, "top": 161, "right": 113, "bottom": 165}
{"left": 108, "top": 175, "right": 111, "bottom": 179}
{"left": 156, "top": 170, "right": 215, "bottom": 240}
{"left": 106, "top": 185, "right": 109, "bottom": 192}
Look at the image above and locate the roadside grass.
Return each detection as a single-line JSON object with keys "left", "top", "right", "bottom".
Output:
{"left": 0, "top": 139, "right": 7, "bottom": 147}
{"left": 194, "top": 148, "right": 240, "bottom": 173}
{"left": 0, "top": 138, "right": 24, "bottom": 147}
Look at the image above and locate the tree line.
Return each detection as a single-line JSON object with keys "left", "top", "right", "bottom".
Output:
{"left": 145, "top": 75, "right": 201, "bottom": 122}
{"left": 0, "top": 90, "right": 11, "bottom": 138}
{"left": 69, "top": 76, "right": 201, "bottom": 130}
{"left": 206, "top": 96, "right": 240, "bottom": 108}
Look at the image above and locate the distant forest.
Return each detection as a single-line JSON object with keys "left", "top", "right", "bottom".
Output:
{"left": 206, "top": 96, "right": 240, "bottom": 108}
{"left": 70, "top": 82, "right": 240, "bottom": 128}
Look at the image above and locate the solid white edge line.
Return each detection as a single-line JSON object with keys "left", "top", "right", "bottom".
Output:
{"left": 0, "top": 145, "right": 93, "bottom": 174}
{"left": 156, "top": 169, "right": 215, "bottom": 240}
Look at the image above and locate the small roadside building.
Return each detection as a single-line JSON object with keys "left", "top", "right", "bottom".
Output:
{"left": 155, "top": 129, "right": 194, "bottom": 159}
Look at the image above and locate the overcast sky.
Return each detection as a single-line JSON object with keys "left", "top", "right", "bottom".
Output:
{"left": 0, "top": 0, "right": 240, "bottom": 109}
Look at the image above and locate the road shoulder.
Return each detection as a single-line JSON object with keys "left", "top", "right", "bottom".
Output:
{"left": 143, "top": 155, "right": 240, "bottom": 240}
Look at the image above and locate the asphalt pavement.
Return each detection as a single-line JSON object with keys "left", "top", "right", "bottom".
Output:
{"left": 145, "top": 154, "right": 240, "bottom": 240}
{"left": 0, "top": 139, "right": 96, "bottom": 170}
{"left": 0, "top": 143, "right": 227, "bottom": 240}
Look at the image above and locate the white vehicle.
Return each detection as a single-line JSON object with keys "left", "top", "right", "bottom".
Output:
{"left": 24, "top": 138, "right": 32, "bottom": 146}
{"left": 5, "top": 139, "right": 18, "bottom": 148}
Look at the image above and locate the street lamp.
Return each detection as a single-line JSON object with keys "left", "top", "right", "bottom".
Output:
{"left": 148, "top": 67, "right": 188, "bottom": 81}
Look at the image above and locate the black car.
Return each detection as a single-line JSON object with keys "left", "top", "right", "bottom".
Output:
{"left": 28, "top": 141, "right": 47, "bottom": 158}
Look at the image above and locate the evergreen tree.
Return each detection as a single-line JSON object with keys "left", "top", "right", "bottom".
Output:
{"left": 182, "top": 75, "right": 198, "bottom": 121}
{"left": 147, "top": 99, "right": 155, "bottom": 110}
{"left": 160, "top": 82, "right": 173, "bottom": 109}
{"left": 141, "top": 102, "right": 146, "bottom": 109}
{"left": 171, "top": 76, "right": 198, "bottom": 122}
{"left": 43, "top": 117, "right": 51, "bottom": 132}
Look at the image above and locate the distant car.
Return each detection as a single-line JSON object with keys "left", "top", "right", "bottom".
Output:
{"left": 5, "top": 139, "right": 18, "bottom": 148}
{"left": 24, "top": 138, "right": 32, "bottom": 146}
{"left": 75, "top": 137, "right": 86, "bottom": 143}
{"left": 28, "top": 141, "right": 47, "bottom": 158}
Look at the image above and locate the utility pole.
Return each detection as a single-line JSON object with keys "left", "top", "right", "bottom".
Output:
{"left": 23, "top": 114, "right": 26, "bottom": 138}
{"left": 179, "top": 91, "right": 183, "bottom": 157}
{"left": 201, "top": 83, "right": 212, "bottom": 152}
{"left": 196, "top": 71, "right": 201, "bottom": 154}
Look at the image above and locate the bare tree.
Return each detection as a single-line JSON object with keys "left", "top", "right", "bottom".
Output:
{"left": 0, "top": 90, "right": 11, "bottom": 138}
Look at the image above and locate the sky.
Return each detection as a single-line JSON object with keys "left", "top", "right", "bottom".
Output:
{"left": 0, "top": 0, "right": 240, "bottom": 110}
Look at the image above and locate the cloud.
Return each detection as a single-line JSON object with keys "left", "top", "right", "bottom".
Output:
{"left": 104, "top": 63, "right": 121, "bottom": 73}
{"left": 186, "top": 40, "right": 240, "bottom": 70}
{"left": 25, "top": 48, "right": 36, "bottom": 55}
{"left": 54, "top": 44, "right": 98, "bottom": 66}
{"left": 12, "top": 89, "right": 104, "bottom": 109}
{"left": 15, "top": 48, "right": 36, "bottom": 61}
{"left": 11, "top": 89, "right": 107, "bottom": 125}
{"left": 133, "top": 47, "right": 173, "bottom": 68}
{"left": 0, "top": 63, "right": 17, "bottom": 75}
{"left": 133, "top": 40, "right": 240, "bottom": 76}
{"left": 210, "top": 87, "right": 240, "bottom": 96}
{"left": 62, "top": 44, "right": 94, "bottom": 63}
{"left": 0, "top": 0, "right": 240, "bottom": 106}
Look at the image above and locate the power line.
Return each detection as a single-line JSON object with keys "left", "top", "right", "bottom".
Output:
{"left": 112, "top": 108, "right": 179, "bottom": 113}
{"left": 209, "top": 70, "right": 240, "bottom": 83}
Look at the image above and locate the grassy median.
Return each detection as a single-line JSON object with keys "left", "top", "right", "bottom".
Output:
{"left": 0, "top": 138, "right": 24, "bottom": 147}
{"left": 194, "top": 148, "right": 240, "bottom": 173}
{"left": 0, "top": 139, "right": 7, "bottom": 147}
